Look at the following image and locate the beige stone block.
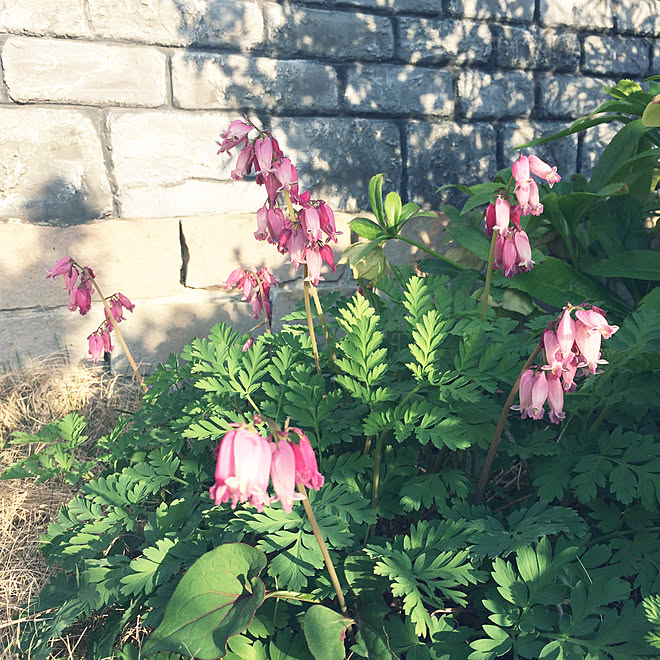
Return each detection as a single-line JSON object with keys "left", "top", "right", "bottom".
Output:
{"left": 181, "top": 212, "right": 354, "bottom": 288}
{"left": 0, "top": 107, "right": 112, "bottom": 223}
{"left": 3, "top": 37, "right": 166, "bottom": 106}
{"left": 109, "top": 109, "right": 256, "bottom": 217}
{"left": 1, "top": 217, "right": 183, "bottom": 310}
{"left": 88, "top": 0, "right": 264, "bottom": 48}
{"left": 0, "top": 0, "right": 88, "bottom": 37}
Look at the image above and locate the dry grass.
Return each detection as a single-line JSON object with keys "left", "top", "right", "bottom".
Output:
{"left": 0, "top": 354, "right": 143, "bottom": 659}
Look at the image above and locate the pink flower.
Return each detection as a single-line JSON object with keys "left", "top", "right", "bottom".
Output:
{"left": 270, "top": 440, "right": 303, "bottom": 513}
{"left": 574, "top": 320, "right": 604, "bottom": 375}
{"left": 46, "top": 256, "right": 73, "bottom": 279}
{"left": 290, "top": 429, "right": 324, "bottom": 490}
{"left": 210, "top": 428, "right": 272, "bottom": 512}
{"left": 485, "top": 203, "right": 496, "bottom": 237}
{"left": 513, "top": 230, "right": 534, "bottom": 272}
{"left": 255, "top": 205, "right": 269, "bottom": 241}
{"left": 561, "top": 355, "right": 578, "bottom": 392}
{"left": 542, "top": 330, "right": 564, "bottom": 377}
{"left": 87, "top": 333, "right": 104, "bottom": 363}
{"left": 318, "top": 203, "right": 339, "bottom": 242}
{"left": 493, "top": 233, "right": 505, "bottom": 270}
{"left": 574, "top": 309, "right": 619, "bottom": 340}
{"left": 515, "top": 369, "right": 535, "bottom": 419}
{"left": 254, "top": 137, "right": 274, "bottom": 175}
{"left": 301, "top": 207, "right": 323, "bottom": 242}
{"left": 117, "top": 293, "right": 135, "bottom": 313}
{"left": 75, "top": 285, "right": 92, "bottom": 316}
{"left": 217, "top": 119, "right": 253, "bottom": 154}
{"left": 274, "top": 158, "right": 298, "bottom": 194}
{"left": 305, "top": 247, "right": 323, "bottom": 286}
{"left": 225, "top": 267, "right": 278, "bottom": 321}
{"left": 241, "top": 337, "right": 254, "bottom": 352}
{"left": 556, "top": 308, "right": 576, "bottom": 359}
{"left": 494, "top": 196, "right": 510, "bottom": 236}
{"left": 528, "top": 155, "right": 561, "bottom": 187}
{"left": 501, "top": 235, "right": 518, "bottom": 278}
{"left": 546, "top": 375, "right": 566, "bottom": 424}
{"left": 531, "top": 370, "right": 549, "bottom": 420}
{"left": 101, "top": 329, "right": 113, "bottom": 353}
{"left": 231, "top": 143, "right": 255, "bottom": 181}
{"left": 319, "top": 244, "right": 336, "bottom": 273}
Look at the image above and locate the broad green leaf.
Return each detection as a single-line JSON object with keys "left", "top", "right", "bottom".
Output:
{"left": 583, "top": 250, "right": 660, "bottom": 281}
{"left": 589, "top": 119, "right": 655, "bottom": 192}
{"left": 461, "top": 191, "right": 496, "bottom": 215}
{"left": 304, "top": 605, "right": 353, "bottom": 660}
{"left": 642, "top": 96, "right": 660, "bottom": 127}
{"left": 369, "top": 174, "right": 385, "bottom": 225}
{"left": 384, "top": 191, "right": 402, "bottom": 228}
{"left": 497, "top": 257, "right": 630, "bottom": 315}
{"left": 445, "top": 224, "right": 491, "bottom": 262}
{"left": 142, "top": 543, "right": 266, "bottom": 659}
{"left": 350, "top": 217, "right": 387, "bottom": 240}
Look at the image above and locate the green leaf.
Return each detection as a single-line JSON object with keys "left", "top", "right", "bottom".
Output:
{"left": 369, "top": 174, "right": 385, "bottom": 225}
{"left": 642, "top": 95, "right": 660, "bottom": 127}
{"left": 142, "top": 543, "right": 267, "bottom": 659}
{"left": 445, "top": 224, "right": 491, "bottom": 262}
{"left": 384, "top": 191, "right": 402, "bottom": 228}
{"left": 304, "top": 605, "right": 353, "bottom": 660}
{"left": 583, "top": 250, "right": 660, "bottom": 281}
{"left": 589, "top": 119, "right": 655, "bottom": 193}
{"left": 351, "top": 217, "right": 387, "bottom": 240}
{"left": 498, "top": 257, "right": 630, "bottom": 315}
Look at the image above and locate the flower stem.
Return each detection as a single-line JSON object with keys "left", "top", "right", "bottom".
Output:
{"left": 297, "top": 483, "right": 347, "bottom": 615}
{"left": 303, "top": 266, "right": 323, "bottom": 377}
{"left": 481, "top": 231, "right": 498, "bottom": 317}
{"left": 394, "top": 235, "right": 466, "bottom": 269}
{"left": 88, "top": 273, "right": 147, "bottom": 393}
{"left": 371, "top": 431, "right": 386, "bottom": 511}
{"left": 310, "top": 286, "right": 337, "bottom": 369}
{"left": 474, "top": 341, "right": 543, "bottom": 504}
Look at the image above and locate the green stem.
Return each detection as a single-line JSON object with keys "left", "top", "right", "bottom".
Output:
{"left": 362, "top": 435, "right": 373, "bottom": 456}
{"left": 297, "top": 483, "right": 347, "bottom": 615}
{"left": 474, "top": 341, "right": 543, "bottom": 504}
{"left": 394, "top": 235, "right": 466, "bottom": 269}
{"left": 310, "top": 285, "right": 338, "bottom": 369}
{"left": 303, "top": 266, "right": 323, "bottom": 377}
{"left": 481, "top": 230, "right": 498, "bottom": 317}
{"left": 87, "top": 271, "right": 147, "bottom": 394}
{"left": 264, "top": 590, "right": 323, "bottom": 604}
{"left": 371, "top": 431, "right": 386, "bottom": 511}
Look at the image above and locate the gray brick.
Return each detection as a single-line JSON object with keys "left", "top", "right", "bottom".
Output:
{"left": 540, "top": 0, "right": 613, "bottom": 29}
{"left": 263, "top": 3, "right": 393, "bottom": 61}
{"left": 271, "top": 117, "right": 401, "bottom": 211}
{"left": 540, "top": 74, "right": 612, "bottom": 119}
{"left": 172, "top": 52, "right": 339, "bottom": 112}
{"left": 495, "top": 26, "right": 579, "bottom": 71}
{"left": 583, "top": 35, "right": 650, "bottom": 75}
{"left": 457, "top": 70, "right": 534, "bottom": 120}
{"left": 448, "top": 0, "right": 534, "bottom": 21}
{"left": 0, "top": 0, "right": 88, "bottom": 37}
{"left": 345, "top": 64, "right": 453, "bottom": 116}
{"left": 407, "top": 121, "right": 497, "bottom": 207}
{"left": 109, "top": 110, "right": 268, "bottom": 218}
{"left": 653, "top": 42, "right": 660, "bottom": 72}
{"left": 581, "top": 120, "right": 621, "bottom": 176}
{"left": 0, "top": 107, "right": 112, "bottom": 224}
{"left": 88, "top": 0, "right": 264, "bottom": 49}
{"left": 614, "top": 0, "right": 657, "bottom": 35}
{"left": 2, "top": 37, "right": 166, "bottom": 106}
{"left": 398, "top": 17, "right": 491, "bottom": 65}
{"left": 500, "top": 120, "right": 578, "bottom": 179}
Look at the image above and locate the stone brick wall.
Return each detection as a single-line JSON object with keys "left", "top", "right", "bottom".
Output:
{"left": 1, "top": 0, "right": 657, "bottom": 370}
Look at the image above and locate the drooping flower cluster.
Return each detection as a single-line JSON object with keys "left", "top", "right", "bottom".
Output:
{"left": 47, "top": 257, "right": 135, "bottom": 363}
{"left": 484, "top": 154, "right": 561, "bottom": 278}
{"left": 217, "top": 118, "right": 338, "bottom": 287}
{"left": 515, "top": 303, "right": 619, "bottom": 423}
{"left": 209, "top": 419, "right": 324, "bottom": 513}
{"left": 225, "top": 266, "right": 278, "bottom": 321}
